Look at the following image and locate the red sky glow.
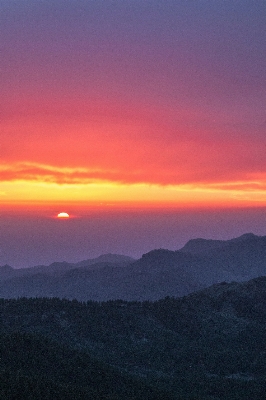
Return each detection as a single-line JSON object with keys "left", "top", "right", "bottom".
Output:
{"left": 1, "top": 0, "right": 266, "bottom": 209}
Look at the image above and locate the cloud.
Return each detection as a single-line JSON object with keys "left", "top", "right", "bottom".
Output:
{"left": 1, "top": 162, "right": 266, "bottom": 201}
{"left": 0, "top": 162, "right": 115, "bottom": 185}
{"left": 1, "top": 104, "right": 266, "bottom": 189}
{"left": 195, "top": 181, "right": 266, "bottom": 192}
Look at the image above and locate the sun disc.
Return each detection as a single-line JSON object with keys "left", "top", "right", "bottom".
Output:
{"left": 57, "top": 212, "right": 70, "bottom": 218}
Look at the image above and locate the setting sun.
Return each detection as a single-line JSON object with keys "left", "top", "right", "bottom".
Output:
{"left": 57, "top": 212, "right": 70, "bottom": 218}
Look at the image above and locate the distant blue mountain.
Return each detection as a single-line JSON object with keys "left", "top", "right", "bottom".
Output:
{"left": 1, "top": 233, "right": 266, "bottom": 301}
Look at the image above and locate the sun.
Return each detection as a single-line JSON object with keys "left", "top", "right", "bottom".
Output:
{"left": 57, "top": 212, "right": 70, "bottom": 218}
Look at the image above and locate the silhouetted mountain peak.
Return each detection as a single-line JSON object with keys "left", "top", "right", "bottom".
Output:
{"left": 76, "top": 253, "right": 135, "bottom": 267}
{"left": 180, "top": 238, "right": 226, "bottom": 254}
{"left": 180, "top": 233, "right": 261, "bottom": 255}
{"left": 230, "top": 232, "right": 259, "bottom": 242}
{"left": 139, "top": 248, "right": 195, "bottom": 268}
{"left": 141, "top": 248, "right": 174, "bottom": 260}
{"left": 0, "top": 264, "right": 13, "bottom": 271}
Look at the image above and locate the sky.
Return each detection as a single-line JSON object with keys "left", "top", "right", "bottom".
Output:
{"left": 1, "top": 0, "right": 266, "bottom": 267}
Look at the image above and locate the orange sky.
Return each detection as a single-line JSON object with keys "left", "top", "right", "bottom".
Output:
{"left": 1, "top": 1, "right": 266, "bottom": 211}
{"left": 1, "top": 98, "right": 266, "bottom": 209}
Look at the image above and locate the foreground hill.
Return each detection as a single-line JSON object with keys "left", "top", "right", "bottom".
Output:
{"left": 1, "top": 233, "right": 266, "bottom": 301}
{"left": 0, "top": 333, "right": 169, "bottom": 400}
{"left": 1, "top": 276, "right": 266, "bottom": 399}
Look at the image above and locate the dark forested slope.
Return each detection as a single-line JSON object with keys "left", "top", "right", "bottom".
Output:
{"left": 1, "top": 276, "right": 266, "bottom": 398}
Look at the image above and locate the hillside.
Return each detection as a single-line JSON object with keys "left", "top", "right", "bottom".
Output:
{"left": 1, "top": 277, "right": 266, "bottom": 399}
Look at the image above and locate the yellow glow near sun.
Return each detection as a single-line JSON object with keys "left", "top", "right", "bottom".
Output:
{"left": 1, "top": 179, "right": 266, "bottom": 210}
{"left": 57, "top": 212, "right": 70, "bottom": 218}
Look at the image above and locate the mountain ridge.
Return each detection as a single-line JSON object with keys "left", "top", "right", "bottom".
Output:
{"left": 179, "top": 232, "right": 260, "bottom": 254}
{"left": 1, "top": 233, "right": 266, "bottom": 301}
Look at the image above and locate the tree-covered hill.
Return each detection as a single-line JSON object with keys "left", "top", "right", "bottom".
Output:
{"left": 0, "top": 332, "right": 170, "bottom": 400}
{"left": 1, "top": 276, "right": 266, "bottom": 398}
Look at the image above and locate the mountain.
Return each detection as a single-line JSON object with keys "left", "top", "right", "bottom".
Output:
{"left": 180, "top": 238, "right": 228, "bottom": 254}
{"left": 0, "top": 249, "right": 203, "bottom": 300}
{"left": 180, "top": 232, "right": 266, "bottom": 281}
{"left": 0, "top": 264, "right": 14, "bottom": 280}
{"left": 1, "top": 233, "right": 266, "bottom": 301}
{"left": 0, "top": 333, "right": 170, "bottom": 400}
{"left": 1, "top": 277, "right": 266, "bottom": 399}
{"left": 0, "top": 253, "right": 135, "bottom": 280}
{"left": 0, "top": 258, "right": 202, "bottom": 301}
{"left": 180, "top": 232, "right": 261, "bottom": 256}
{"left": 75, "top": 253, "right": 135, "bottom": 267}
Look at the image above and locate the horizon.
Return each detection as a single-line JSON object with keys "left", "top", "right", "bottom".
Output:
{"left": 3, "top": 229, "right": 264, "bottom": 270}
{"left": 1, "top": 206, "right": 266, "bottom": 268}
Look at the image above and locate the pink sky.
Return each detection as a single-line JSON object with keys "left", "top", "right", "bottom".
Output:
{"left": 1, "top": 0, "right": 265, "bottom": 208}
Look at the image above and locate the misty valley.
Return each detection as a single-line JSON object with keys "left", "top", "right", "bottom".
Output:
{"left": 1, "top": 233, "right": 266, "bottom": 399}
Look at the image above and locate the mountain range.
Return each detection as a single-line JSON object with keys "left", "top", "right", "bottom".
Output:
{"left": 1, "top": 233, "right": 266, "bottom": 301}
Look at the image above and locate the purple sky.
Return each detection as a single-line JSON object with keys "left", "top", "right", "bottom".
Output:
{"left": 0, "top": 207, "right": 265, "bottom": 268}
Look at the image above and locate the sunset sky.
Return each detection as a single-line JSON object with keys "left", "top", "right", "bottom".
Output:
{"left": 1, "top": 1, "right": 266, "bottom": 267}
